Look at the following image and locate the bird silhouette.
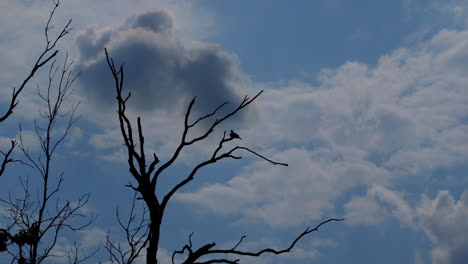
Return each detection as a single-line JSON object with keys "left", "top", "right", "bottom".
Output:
{"left": 230, "top": 130, "right": 242, "bottom": 140}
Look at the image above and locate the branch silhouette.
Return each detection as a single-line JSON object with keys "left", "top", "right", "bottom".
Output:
{"left": 172, "top": 218, "right": 344, "bottom": 264}
{"left": 0, "top": 0, "right": 72, "bottom": 179}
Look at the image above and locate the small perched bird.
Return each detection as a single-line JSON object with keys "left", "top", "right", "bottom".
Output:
{"left": 230, "top": 130, "right": 242, "bottom": 140}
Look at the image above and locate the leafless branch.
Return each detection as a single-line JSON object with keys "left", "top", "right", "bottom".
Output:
{"left": 67, "top": 242, "right": 99, "bottom": 264}
{"left": 0, "top": 44, "right": 93, "bottom": 264}
{"left": 0, "top": 0, "right": 73, "bottom": 179}
{"left": 105, "top": 192, "right": 149, "bottom": 264}
{"left": 230, "top": 236, "right": 246, "bottom": 251}
{"left": 0, "top": 140, "right": 17, "bottom": 177}
{"left": 152, "top": 91, "right": 263, "bottom": 189}
{"left": 173, "top": 218, "right": 344, "bottom": 264}
{"left": 0, "top": 0, "right": 72, "bottom": 123}
{"left": 160, "top": 133, "right": 287, "bottom": 212}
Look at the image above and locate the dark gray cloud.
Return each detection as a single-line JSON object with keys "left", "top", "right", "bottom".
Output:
{"left": 76, "top": 10, "right": 246, "bottom": 114}
{"left": 130, "top": 10, "right": 173, "bottom": 33}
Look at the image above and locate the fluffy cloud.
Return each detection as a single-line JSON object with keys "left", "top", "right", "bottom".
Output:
{"left": 243, "top": 32, "right": 468, "bottom": 176}
{"left": 76, "top": 9, "right": 247, "bottom": 114}
{"left": 345, "top": 185, "right": 414, "bottom": 226}
{"left": 175, "top": 28, "right": 468, "bottom": 230}
{"left": 176, "top": 148, "right": 390, "bottom": 227}
{"left": 346, "top": 188, "right": 468, "bottom": 264}
{"left": 418, "top": 190, "right": 468, "bottom": 264}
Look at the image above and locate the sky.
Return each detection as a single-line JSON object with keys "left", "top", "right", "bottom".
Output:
{"left": 1, "top": 0, "right": 468, "bottom": 263}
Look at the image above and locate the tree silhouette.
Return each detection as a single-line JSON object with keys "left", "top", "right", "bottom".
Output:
{"left": 0, "top": 0, "right": 71, "bottom": 178}
{"left": 0, "top": 2, "right": 95, "bottom": 262}
{"left": 105, "top": 49, "right": 343, "bottom": 264}
{"left": 0, "top": 54, "right": 95, "bottom": 264}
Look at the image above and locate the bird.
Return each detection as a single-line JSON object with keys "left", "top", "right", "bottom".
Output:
{"left": 230, "top": 130, "right": 242, "bottom": 140}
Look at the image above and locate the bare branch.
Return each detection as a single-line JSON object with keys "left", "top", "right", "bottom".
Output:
{"left": 150, "top": 91, "right": 263, "bottom": 188}
{"left": 173, "top": 218, "right": 344, "bottom": 264}
{"left": 105, "top": 192, "right": 149, "bottom": 264}
{"left": 0, "top": 140, "right": 16, "bottom": 177}
{"left": 225, "top": 147, "right": 288, "bottom": 166}
{"left": 195, "top": 259, "right": 239, "bottom": 264}
{"left": 105, "top": 49, "right": 146, "bottom": 187}
{"left": 67, "top": 242, "right": 99, "bottom": 264}
{"left": 0, "top": 0, "right": 72, "bottom": 123}
{"left": 188, "top": 101, "right": 229, "bottom": 128}
{"left": 230, "top": 236, "right": 246, "bottom": 251}
{"left": 209, "top": 218, "right": 344, "bottom": 256}
{"left": 0, "top": 36, "right": 93, "bottom": 263}
{"left": 161, "top": 136, "right": 287, "bottom": 212}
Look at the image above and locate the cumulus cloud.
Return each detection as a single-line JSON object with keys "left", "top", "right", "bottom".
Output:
{"left": 175, "top": 27, "right": 468, "bottom": 229}
{"left": 345, "top": 185, "right": 414, "bottom": 226}
{"left": 176, "top": 148, "right": 390, "bottom": 228}
{"left": 76, "top": 9, "right": 247, "bottom": 114}
{"left": 242, "top": 34, "right": 468, "bottom": 176}
{"left": 418, "top": 190, "right": 468, "bottom": 264}
{"left": 346, "top": 188, "right": 468, "bottom": 263}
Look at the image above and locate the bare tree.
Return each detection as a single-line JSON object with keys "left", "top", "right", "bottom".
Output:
{"left": 105, "top": 49, "right": 343, "bottom": 264}
{"left": 0, "top": 55, "right": 94, "bottom": 264}
{"left": 0, "top": 0, "right": 72, "bottom": 178}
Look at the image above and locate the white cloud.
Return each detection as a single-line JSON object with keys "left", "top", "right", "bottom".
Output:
{"left": 345, "top": 185, "right": 414, "bottom": 227}
{"left": 346, "top": 188, "right": 468, "bottom": 264}
{"left": 344, "top": 195, "right": 387, "bottom": 226}
{"left": 66, "top": 127, "right": 84, "bottom": 148}
{"left": 16, "top": 129, "right": 40, "bottom": 152}
{"left": 78, "top": 227, "right": 107, "bottom": 250}
{"left": 89, "top": 128, "right": 123, "bottom": 150}
{"left": 48, "top": 227, "right": 106, "bottom": 263}
{"left": 177, "top": 148, "right": 389, "bottom": 227}
{"left": 0, "top": 136, "right": 14, "bottom": 150}
{"left": 176, "top": 27, "right": 468, "bottom": 229}
{"left": 417, "top": 190, "right": 468, "bottom": 264}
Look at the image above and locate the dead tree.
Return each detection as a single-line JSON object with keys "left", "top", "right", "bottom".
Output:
{"left": 0, "top": 0, "right": 72, "bottom": 178}
{"left": 0, "top": 55, "right": 94, "bottom": 264}
{"left": 105, "top": 49, "right": 342, "bottom": 264}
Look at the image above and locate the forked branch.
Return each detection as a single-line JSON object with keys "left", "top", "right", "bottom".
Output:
{"left": 0, "top": 0, "right": 72, "bottom": 123}
{"left": 105, "top": 192, "right": 149, "bottom": 264}
{"left": 0, "top": 141, "right": 16, "bottom": 177}
{"left": 0, "top": 0, "right": 72, "bottom": 179}
{"left": 173, "top": 218, "right": 344, "bottom": 264}
{"left": 151, "top": 91, "right": 263, "bottom": 188}
{"left": 160, "top": 130, "right": 287, "bottom": 211}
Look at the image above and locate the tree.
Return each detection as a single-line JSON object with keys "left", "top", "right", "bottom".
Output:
{"left": 0, "top": 54, "right": 95, "bottom": 264}
{"left": 0, "top": 0, "right": 71, "bottom": 178}
{"left": 105, "top": 49, "right": 343, "bottom": 264}
{"left": 0, "top": 2, "right": 95, "bottom": 262}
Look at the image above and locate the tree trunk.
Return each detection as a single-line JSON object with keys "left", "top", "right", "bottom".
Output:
{"left": 146, "top": 202, "right": 161, "bottom": 264}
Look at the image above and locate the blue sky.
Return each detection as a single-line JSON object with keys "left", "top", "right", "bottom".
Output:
{"left": 1, "top": 0, "right": 468, "bottom": 263}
